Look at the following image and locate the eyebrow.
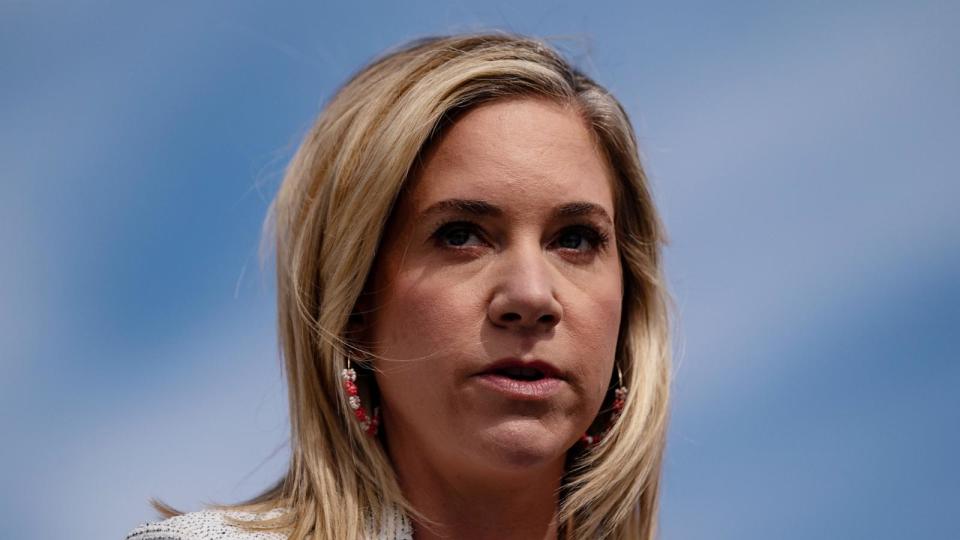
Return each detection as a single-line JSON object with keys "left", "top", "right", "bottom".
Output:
{"left": 420, "top": 198, "right": 613, "bottom": 225}
{"left": 553, "top": 201, "right": 614, "bottom": 225}
{"left": 421, "top": 198, "right": 504, "bottom": 218}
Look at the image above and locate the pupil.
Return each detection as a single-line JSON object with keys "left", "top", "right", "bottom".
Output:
{"left": 559, "top": 232, "right": 583, "bottom": 249}
{"left": 447, "top": 228, "right": 470, "bottom": 246}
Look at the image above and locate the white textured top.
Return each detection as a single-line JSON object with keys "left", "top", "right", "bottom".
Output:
{"left": 125, "top": 507, "right": 413, "bottom": 540}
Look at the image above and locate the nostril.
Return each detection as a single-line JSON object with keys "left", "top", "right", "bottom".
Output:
{"left": 497, "top": 312, "right": 558, "bottom": 327}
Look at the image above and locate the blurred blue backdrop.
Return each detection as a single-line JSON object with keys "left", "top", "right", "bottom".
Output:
{"left": 2, "top": 1, "right": 957, "bottom": 539}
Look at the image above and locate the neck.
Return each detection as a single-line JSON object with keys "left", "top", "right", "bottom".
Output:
{"left": 387, "top": 433, "right": 566, "bottom": 540}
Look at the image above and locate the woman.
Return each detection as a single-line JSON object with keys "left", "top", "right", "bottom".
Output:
{"left": 126, "top": 32, "right": 672, "bottom": 540}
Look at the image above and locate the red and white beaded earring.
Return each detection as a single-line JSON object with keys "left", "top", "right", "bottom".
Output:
{"left": 342, "top": 359, "right": 380, "bottom": 436}
{"left": 579, "top": 364, "right": 628, "bottom": 447}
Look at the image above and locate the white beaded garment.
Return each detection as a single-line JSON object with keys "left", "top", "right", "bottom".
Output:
{"left": 124, "top": 507, "right": 414, "bottom": 540}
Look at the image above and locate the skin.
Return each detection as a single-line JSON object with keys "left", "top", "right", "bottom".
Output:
{"left": 361, "top": 97, "right": 623, "bottom": 540}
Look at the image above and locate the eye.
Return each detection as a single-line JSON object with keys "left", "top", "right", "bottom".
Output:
{"left": 553, "top": 225, "right": 609, "bottom": 253}
{"left": 432, "top": 221, "right": 485, "bottom": 248}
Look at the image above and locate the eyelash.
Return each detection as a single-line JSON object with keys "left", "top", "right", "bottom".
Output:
{"left": 430, "top": 220, "right": 611, "bottom": 257}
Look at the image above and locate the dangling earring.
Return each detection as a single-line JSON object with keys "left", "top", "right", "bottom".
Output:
{"left": 342, "top": 359, "right": 380, "bottom": 436}
{"left": 579, "top": 364, "right": 628, "bottom": 447}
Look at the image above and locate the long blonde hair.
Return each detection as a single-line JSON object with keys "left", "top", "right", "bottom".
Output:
{"left": 152, "top": 32, "right": 672, "bottom": 540}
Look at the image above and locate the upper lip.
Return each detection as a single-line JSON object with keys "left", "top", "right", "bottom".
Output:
{"left": 477, "top": 358, "right": 566, "bottom": 380}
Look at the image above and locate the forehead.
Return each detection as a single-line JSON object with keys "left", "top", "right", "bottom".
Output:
{"left": 406, "top": 97, "right": 616, "bottom": 217}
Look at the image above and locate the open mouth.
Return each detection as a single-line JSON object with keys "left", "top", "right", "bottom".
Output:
{"left": 475, "top": 360, "right": 564, "bottom": 399}
{"left": 478, "top": 359, "right": 563, "bottom": 381}
{"left": 492, "top": 365, "right": 546, "bottom": 381}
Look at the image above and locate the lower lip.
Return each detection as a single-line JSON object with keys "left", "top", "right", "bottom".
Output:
{"left": 473, "top": 374, "right": 564, "bottom": 399}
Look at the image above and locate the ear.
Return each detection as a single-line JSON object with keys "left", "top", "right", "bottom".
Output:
{"left": 347, "top": 311, "right": 365, "bottom": 333}
{"left": 346, "top": 294, "right": 372, "bottom": 337}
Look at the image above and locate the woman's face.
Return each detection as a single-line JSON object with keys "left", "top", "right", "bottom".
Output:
{"left": 365, "top": 97, "right": 623, "bottom": 480}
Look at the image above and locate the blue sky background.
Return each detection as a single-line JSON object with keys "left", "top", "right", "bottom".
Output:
{"left": 2, "top": 1, "right": 958, "bottom": 538}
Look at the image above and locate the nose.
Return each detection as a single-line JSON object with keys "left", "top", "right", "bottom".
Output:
{"left": 487, "top": 244, "right": 563, "bottom": 332}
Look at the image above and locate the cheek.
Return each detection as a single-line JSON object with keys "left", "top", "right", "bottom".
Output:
{"left": 566, "top": 274, "right": 623, "bottom": 398}
{"left": 370, "top": 270, "right": 489, "bottom": 413}
{"left": 375, "top": 276, "right": 482, "bottom": 360}
{"left": 370, "top": 272, "right": 486, "bottom": 425}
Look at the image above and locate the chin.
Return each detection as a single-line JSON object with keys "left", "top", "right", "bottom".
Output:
{"left": 472, "top": 418, "right": 574, "bottom": 472}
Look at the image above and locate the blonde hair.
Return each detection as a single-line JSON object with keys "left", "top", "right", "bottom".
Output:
{"left": 151, "top": 32, "right": 672, "bottom": 539}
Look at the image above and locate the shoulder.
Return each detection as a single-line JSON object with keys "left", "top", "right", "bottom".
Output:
{"left": 125, "top": 508, "right": 289, "bottom": 540}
